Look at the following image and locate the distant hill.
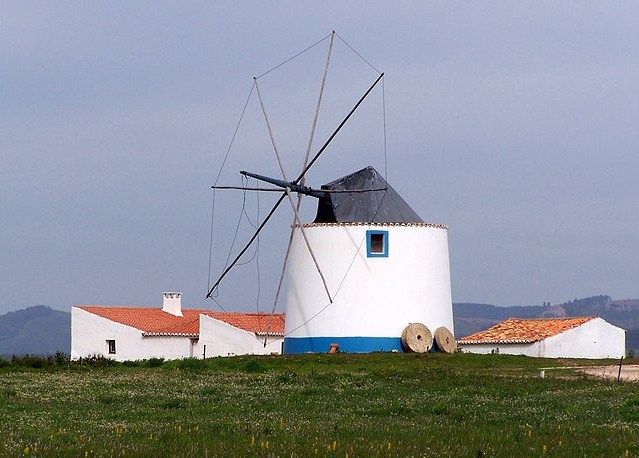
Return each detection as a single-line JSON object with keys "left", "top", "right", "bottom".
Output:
{"left": 0, "top": 306, "right": 70, "bottom": 358}
{"left": 2, "top": 295, "right": 638, "bottom": 358}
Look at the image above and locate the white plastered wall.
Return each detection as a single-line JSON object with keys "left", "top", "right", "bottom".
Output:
{"left": 459, "top": 318, "right": 626, "bottom": 359}
{"left": 285, "top": 224, "right": 454, "bottom": 339}
{"left": 540, "top": 318, "right": 625, "bottom": 359}
{"left": 458, "top": 342, "right": 542, "bottom": 357}
{"left": 196, "top": 314, "right": 283, "bottom": 357}
{"left": 71, "top": 307, "right": 194, "bottom": 361}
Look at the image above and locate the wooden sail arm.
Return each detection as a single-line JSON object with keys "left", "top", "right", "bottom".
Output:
{"left": 206, "top": 72, "right": 384, "bottom": 300}
{"left": 211, "top": 184, "right": 388, "bottom": 194}
{"left": 206, "top": 192, "right": 286, "bottom": 299}
{"left": 293, "top": 72, "right": 383, "bottom": 184}
{"left": 284, "top": 187, "right": 333, "bottom": 303}
{"left": 239, "top": 171, "right": 326, "bottom": 198}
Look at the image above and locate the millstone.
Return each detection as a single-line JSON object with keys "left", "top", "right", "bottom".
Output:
{"left": 401, "top": 323, "right": 432, "bottom": 353}
{"left": 433, "top": 326, "right": 457, "bottom": 353}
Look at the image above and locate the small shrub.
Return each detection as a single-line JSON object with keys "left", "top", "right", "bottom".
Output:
{"left": 433, "top": 402, "right": 450, "bottom": 416}
{"left": 2, "top": 388, "right": 17, "bottom": 398}
{"left": 242, "top": 360, "right": 265, "bottom": 373}
{"left": 11, "top": 354, "right": 49, "bottom": 368}
{"left": 146, "top": 357, "right": 165, "bottom": 368}
{"left": 200, "top": 386, "right": 219, "bottom": 397}
{"left": 276, "top": 371, "right": 297, "bottom": 383}
{"left": 48, "top": 351, "right": 70, "bottom": 365}
{"left": 97, "top": 395, "right": 115, "bottom": 405}
{"left": 621, "top": 397, "right": 639, "bottom": 422}
{"left": 161, "top": 399, "right": 183, "bottom": 410}
{"left": 174, "top": 358, "right": 204, "bottom": 370}
{"left": 76, "top": 355, "right": 119, "bottom": 368}
{"left": 300, "top": 387, "right": 319, "bottom": 397}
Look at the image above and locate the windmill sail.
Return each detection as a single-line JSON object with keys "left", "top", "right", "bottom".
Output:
{"left": 206, "top": 75, "right": 384, "bottom": 300}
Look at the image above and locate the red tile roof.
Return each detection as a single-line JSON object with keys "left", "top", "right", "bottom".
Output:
{"left": 207, "top": 312, "right": 286, "bottom": 337}
{"left": 459, "top": 317, "right": 596, "bottom": 344}
{"left": 76, "top": 306, "right": 285, "bottom": 337}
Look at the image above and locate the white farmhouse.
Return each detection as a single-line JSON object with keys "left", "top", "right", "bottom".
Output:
{"left": 71, "top": 292, "right": 284, "bottom": 361}
{"left": 458, "top": 317, "right": 625, "bottom": 359}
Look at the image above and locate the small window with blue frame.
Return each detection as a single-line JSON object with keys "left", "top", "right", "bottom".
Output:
{"left": 366, "top": 230, "right": 388, "bottom": 257}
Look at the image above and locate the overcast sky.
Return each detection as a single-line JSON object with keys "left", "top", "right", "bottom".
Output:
{"left": 2, "top": 2, "right": 639, "bottom": 315}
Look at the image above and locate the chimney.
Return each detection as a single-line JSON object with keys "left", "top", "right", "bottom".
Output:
{"left": 162, "top": 292, "right": 183, "bottom": 316}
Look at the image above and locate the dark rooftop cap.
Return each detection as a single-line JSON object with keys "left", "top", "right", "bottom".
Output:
{"left": 313, "top": 166, "right": 423, "bottom": 224}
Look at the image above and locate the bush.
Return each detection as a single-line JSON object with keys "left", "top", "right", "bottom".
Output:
{"left": 242, "top": 359, "right": 265, "bottom": 373}
{"left": 75, "top": 354, "right": 119, "bottom": 368}
{"left": 145, "top": 357, "right": 165, "bottom": 368}
{"left": 165, "top": 357, "right": 204, "bottom": 370}
{"left": 11, "top": 354, "right": 49, "bottom": 368}
{"left": 48, "top": 352, "right": 70, "bottom": 365}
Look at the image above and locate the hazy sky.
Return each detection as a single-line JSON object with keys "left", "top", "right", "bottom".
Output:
{"left": 2, "top": 2, "right": 639, "bottom": 315}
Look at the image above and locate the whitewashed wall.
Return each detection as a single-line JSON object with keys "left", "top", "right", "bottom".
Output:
{"left": 541, "top": 318, "right": 625, "bottom": 359}
{"left": 285, "top": 224, "right": 454, "bottom": 342}
{"left": 459, "top": 318, "right": 625, "bottom": 359}
{"left": 458, "top": 341, "right": 542, "bottom": 357}
{"left": 71, "top": 307, "right": 194, "bottom": 361}
{"left": 196, "top": 314, "right": 283, "bottom": 357}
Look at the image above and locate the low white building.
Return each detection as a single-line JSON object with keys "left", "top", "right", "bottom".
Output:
{"left": 71, "top": 292, "right": 284, "bottom": 361}
{"left": 458, "top": 317, "right": 625, "bottom": 359}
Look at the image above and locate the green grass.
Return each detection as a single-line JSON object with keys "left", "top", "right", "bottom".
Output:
{"left": 0, "top": 353, "right": 638, "bottom": 457}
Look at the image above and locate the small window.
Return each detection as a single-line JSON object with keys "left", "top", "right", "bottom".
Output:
{"left": 370, "top": 233, "right": 385, "bottom": 253}
{"left": 366, "top": 230, "right": 389, "bottom": 258}
{"left": 107, "top": 340, "right": 116, "bottom": 354}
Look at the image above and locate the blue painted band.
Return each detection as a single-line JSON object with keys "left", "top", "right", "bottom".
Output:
{"left": 283, "top": 336, "right": 403, "bottom": 354}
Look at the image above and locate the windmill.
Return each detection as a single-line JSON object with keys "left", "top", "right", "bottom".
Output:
{"left": 207, "top": 32, "right": 456, "bottom": 354}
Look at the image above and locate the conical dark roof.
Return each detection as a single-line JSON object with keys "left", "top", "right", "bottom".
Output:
{"left": 313, "top": 166, "right": 423, "bottom": 223}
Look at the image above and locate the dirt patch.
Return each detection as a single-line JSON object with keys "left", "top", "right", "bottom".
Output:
{"left": 577, "top": 364, "right": 639, "bottom": 382}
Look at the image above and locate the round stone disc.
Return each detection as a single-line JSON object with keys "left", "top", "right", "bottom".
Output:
{"left": 401, "top": 323, "right": 433, "bottom": 353}
{"left": 433, "top": 326, "right": 457, "bottom": 353}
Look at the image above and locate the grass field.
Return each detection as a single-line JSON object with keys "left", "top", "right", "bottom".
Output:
{"left": 1, "top": 353, "right": 638, "bottom": 457}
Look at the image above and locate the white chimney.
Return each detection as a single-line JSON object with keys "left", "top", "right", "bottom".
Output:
{"left": 162, "top": 292, "right": 183, "bottom": 316}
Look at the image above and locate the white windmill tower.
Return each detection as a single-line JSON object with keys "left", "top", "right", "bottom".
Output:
{"left": 207, "top": 33, "right": 455, "bottom": 354}
{"left": 283, "top": 166, "right": 454, "bottom": 353}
